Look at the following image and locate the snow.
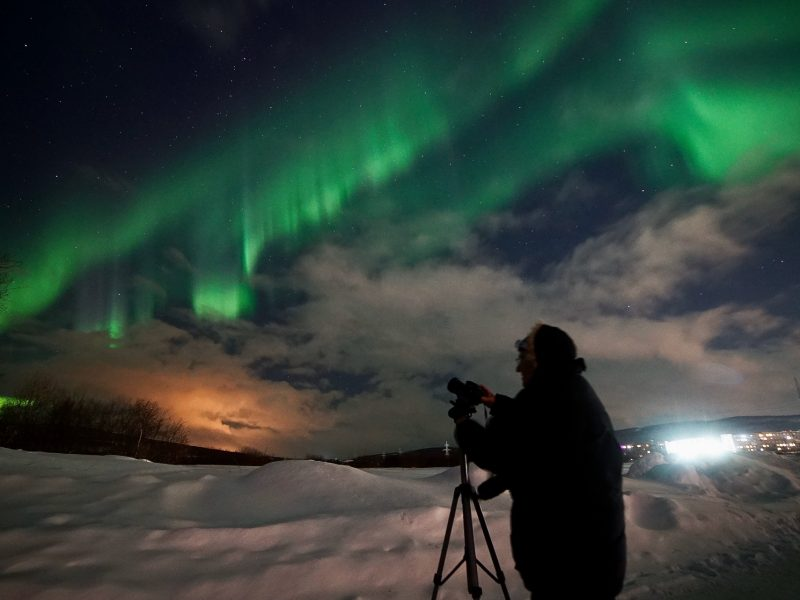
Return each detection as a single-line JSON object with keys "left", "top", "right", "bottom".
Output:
{"left": 1, "top": 448, "right": 800, "bottom": 599}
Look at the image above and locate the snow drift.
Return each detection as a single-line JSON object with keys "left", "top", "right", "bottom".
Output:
{"left": 1, "top": 448, "right": 800, "bottom": 599}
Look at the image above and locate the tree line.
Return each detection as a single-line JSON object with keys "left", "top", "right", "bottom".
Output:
{"left": 0, "top": 375, "right": 189, "bottom": 459}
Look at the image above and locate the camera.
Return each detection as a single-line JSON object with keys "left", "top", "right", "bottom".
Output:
{"left": 447, "top": 377, "right": 484, "bottom": 418}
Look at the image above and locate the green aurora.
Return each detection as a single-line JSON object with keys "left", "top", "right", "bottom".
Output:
{"left": 2, "top": 0, "right": 799, "bottom": 337}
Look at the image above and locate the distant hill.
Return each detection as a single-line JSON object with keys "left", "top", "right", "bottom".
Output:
{"left": 343, "top": 447, "right": 461, "bottom": 469}
{"left": 10, "top": 415, "right": 799, "bottom": 468}
{"left": 615, "top": 414, "right": 800, "bottom": 445}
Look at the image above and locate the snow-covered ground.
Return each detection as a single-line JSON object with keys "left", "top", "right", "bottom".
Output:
{"left": 1, "top": 447, "right": 799, "bottom": 599}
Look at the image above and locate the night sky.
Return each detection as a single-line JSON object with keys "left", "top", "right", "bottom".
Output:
{"left": 2, "top": 0, "right": 799, "bottom": 458}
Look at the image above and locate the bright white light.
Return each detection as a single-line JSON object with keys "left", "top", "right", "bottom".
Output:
{"left": 665, "top": 434, "right": 735, "bottom": 460}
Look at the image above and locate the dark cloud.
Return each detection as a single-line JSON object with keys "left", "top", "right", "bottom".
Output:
{"left": 221, "top": 418, "right": 266, "bottom": 431}
{"left": 160, "top": 310, "right": 223, "bottom": 344}
{"left": 163, "top": 249, "right": 196, "bottom": 274}
{"left": 167, "top": 335, "right": 192, "bottom": 354}
{"left": 246, "top": 356, "right": 281, "bottom": 381}
{"left": 222, "top": 336, "right": 246, "bottom": 356}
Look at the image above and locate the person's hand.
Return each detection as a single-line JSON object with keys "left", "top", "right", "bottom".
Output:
{"left": 479, "top": 384, "right": 496, "bottom": 406}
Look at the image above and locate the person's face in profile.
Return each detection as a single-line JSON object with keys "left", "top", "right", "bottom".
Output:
{"left": 516, "top": 348, "right": 537, "bottom": 386}
{"left": 515, "top": 325, "right": 541, "bottom": 387}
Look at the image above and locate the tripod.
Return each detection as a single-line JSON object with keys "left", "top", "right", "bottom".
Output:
{"left": 431, "top": 451, "right": 511, "bottom": 599}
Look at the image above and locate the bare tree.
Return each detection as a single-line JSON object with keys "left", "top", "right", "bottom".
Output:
{"left": 4, "top": 375, "right": 190, "bottom": 454}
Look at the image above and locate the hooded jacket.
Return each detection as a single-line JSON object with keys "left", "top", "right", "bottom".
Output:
{"left": 454, "top": 361, "right": 626, "bottom": 596}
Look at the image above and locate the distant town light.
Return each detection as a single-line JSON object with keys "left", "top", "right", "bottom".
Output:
{"left": 664, "top": 434, "right": 736, "bottom": 461}
{"left": 622, "top": 429, "right": 800, "bottom": 463}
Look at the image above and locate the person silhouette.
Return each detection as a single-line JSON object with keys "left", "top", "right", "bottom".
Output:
{"left": 451, "top": 323, "right": 626, "bottom": 598}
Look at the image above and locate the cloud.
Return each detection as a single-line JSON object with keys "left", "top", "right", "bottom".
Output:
{"left": 132, "top": 276, "right": 168, "bottom": 301}
{"left": 220, "top": 418, "right": 267, "bottom": 431}
{"left": 0, "top": 319, "right": 339, "bottom": 455}
{"left": 3, "top": 165, "right": 798, "bottom": 457}
{"left": 540, "top": 163, "right": 800, "bottom": 316}
{"left": 163, "top": 248, "right": 196, "bottom": 274}
{"left": 283, "top": 244, "right": 538, "bottom": 378}
{"left": 263, "top": 164, "right": 800, "bottom": 436}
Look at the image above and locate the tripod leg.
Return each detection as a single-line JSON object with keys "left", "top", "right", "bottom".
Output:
{"left": 460, "top": 484, "right": 482, "bottom": 599}
{"left": 471, "top": 495, "right": 511, "bottom": 600}
{"left": 431, "top": 485, "right": 461, "bottom": 600}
